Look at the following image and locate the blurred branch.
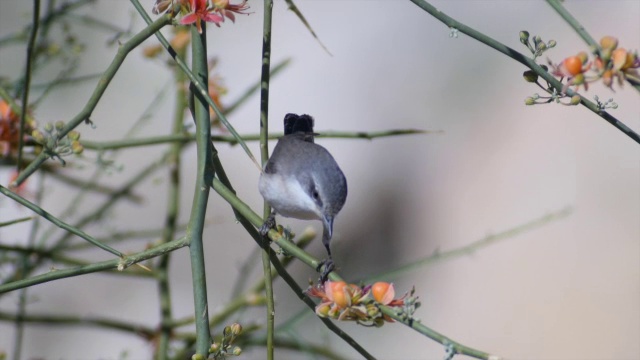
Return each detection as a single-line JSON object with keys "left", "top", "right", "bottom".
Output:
{"left": 409, "top": 0, "right": 640, "bottom": 145}
{"left": 283, "top": 0, "right": 332, "bottom": 56}
{"left": 11, "top": 12, "right": 173, "bottom": 186}
{"left": 130, "top": 0, "right": 261, "bottom": 171}
{"left": 16, "top": 0, "right": 41, "bottom": 172}
{"left": 81, "top": 129, "right": 430, "bottom": 150}
{"left": 0, "top": 236, "right": 188, "bottom": 294}
{"left": 0, "top": 217, "right": 33, "bottom": 228}
{"left": 365, "top": 206, "right": 574, "bottom": 282}
{"left": 0, "top": 184, "right": 124, "bottom": 258}
{"left": 0, "top": 311, "right": 155, "bottom": 339}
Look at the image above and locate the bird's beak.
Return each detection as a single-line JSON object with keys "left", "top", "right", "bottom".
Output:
{"left": 323, "top": 215, "right": 334, "bottom": 240}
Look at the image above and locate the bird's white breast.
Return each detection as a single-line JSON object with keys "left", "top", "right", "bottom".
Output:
{"left": 259, "top": 173, "right": 322, "bottom": 220}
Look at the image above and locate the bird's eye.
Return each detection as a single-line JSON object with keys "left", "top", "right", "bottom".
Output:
{"left": 312, "top": 189, "right": 320, "bottom": 199}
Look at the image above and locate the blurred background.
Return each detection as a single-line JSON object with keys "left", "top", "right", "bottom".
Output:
{"left": 0, "top": 1, "right": 638, "bottom": 359}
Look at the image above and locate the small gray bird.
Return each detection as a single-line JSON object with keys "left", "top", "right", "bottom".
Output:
{"left": 259, "top": 113, "right": 347, "bottom": 281}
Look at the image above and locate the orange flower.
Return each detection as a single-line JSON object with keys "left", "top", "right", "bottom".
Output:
{"left": 371, "top": 282, "right": 395, "bottom": 305}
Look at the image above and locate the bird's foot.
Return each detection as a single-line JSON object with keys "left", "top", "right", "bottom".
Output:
{"left": 316, "top": 258, "right": 335, "bottom": 284}
{"left": 259, "top": 212, "right": 276, "bottom": 237}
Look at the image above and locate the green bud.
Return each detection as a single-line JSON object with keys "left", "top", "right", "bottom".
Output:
{"left": 570, "top": 95, "right": 581, "bottom": 105}
{"left": 572, "top": 73, "right": 585, "bottom": 85}
{"left": 525, "top": 97, "right": 536, "bottom": 106}
{"left": 519, "top": 31, "right": 530, "bottom": 44}
{"left": 55, "top": 121, "right": 64, "bottom": 130}
{"left": 230, "top": 323, "right": 242, "bottom": 336}
{"left": 223, "top": 325, "right": 232, "bottom": 338}
{"left": 523, "top": 70, "right": 538, "bottom": 83}
{"left": 191, "top": 354, "right": 205, "bottom": 360}
{"left": 67, "top": 130, "right": 80, "bottom": 141}
{"left": 31, "top": 130, "right": 45, "bottom": 143}
{"left": 232, "top": 347, "right": 242, "bottom": 356}
{"left": 44, "top": 122, "right": 53, "bottom": 132}
{"left": 547, "top": 40, "right": 557, "bottom": 48}
{"left": 536, "top": 42, "right": 547, "bottom": 53}
{"left": 71, "top": 142, "right": 84, "bottom": 154}
{"left": 209, "top": 342, "right": 220, "bottom": 353}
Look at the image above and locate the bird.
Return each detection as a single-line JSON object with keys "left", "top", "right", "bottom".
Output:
{"left": 259, "top": 113, "right": 347, "bottom": 282}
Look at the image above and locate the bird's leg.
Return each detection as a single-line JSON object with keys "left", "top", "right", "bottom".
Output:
{"left": 316, "top": 231, "right": 335, "bottom": 283}
{"left": 259, "top": 211, "right": 276, "bottom": 236}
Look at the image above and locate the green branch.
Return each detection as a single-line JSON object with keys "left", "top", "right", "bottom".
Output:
{"left": 185, "top": 23, "right": 213, "bottom": 356}
{"left": 16, "top": 0, "right": 41, "bottom": 172}
{"left": 365, "top": 206, "right": 573, "bottom": 282}
{"left": 259, "top": 0, "right": 276, "bottom": 358}
{"left": 0, "top": 237, "right": 188, "bottom": 294}
{"left": 0, "top": 311, "right": 155, "bottom": 339}
{"left": 0, "top": 184, "right": 123, "bottom": 258}
{"left": 129, "top": 0, "right": 261, "bottom": 170}
{"left": 11, "top": 12, "right": 173, "bottom": 186}
{"left": 409, "top": 0, "right": 640, "bottom": 145}
{"left": 81, "top": 129, "right": 429, "bottom": 150}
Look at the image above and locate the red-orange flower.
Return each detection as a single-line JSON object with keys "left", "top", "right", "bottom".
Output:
{"left": 180, "top": 0, "right": 224, "bottom": 34}
{"left": 212, "top": 0, "right": 250, "bottom": 23}
{"left": 0, "top": 100, "right": 35, "bottom": 158}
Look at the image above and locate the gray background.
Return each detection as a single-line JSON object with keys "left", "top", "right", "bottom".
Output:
{"left": 1, "top": 1, "right": 639, "bottom": 359}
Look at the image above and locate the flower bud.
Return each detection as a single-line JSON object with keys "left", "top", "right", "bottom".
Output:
{"left": 547, "top": 40, "right": 556, "bottom": 48}
{"left": 55, "top": 121, "right": 64, "bottom": 130}
{"left": 572, "top": 73, "right": 585, "bottom": 85}
{"left": 71, "top": 142, "right": 84, "bottom": 154}
{"left": 524, "top": 97, "right": 536, "bottom": 106}
{"left": 519, "top": 31, "right": 530, "bottom": 44}
{"left": 230, "top": 323, "right": 242, "bottom": 336}
{"left": 563, "top": 56, "right": 583, "bottom": 76}
{"left": 44, "top": 122, "right": 53, "bottom": 132}
{"left": 536, "top": 42, "right": 547, "bottom": 53}
{"left": 599, "top": 36, "right": 618, "bottom": 51}
{"left": 522, "top": 70, "right": 538, "bottom": 83}
{"left": 191, "top": 354, "right": 205, "bottom": 360}
{"left": 569, "top": 95, "right": 581, "bottom": 105}
{"left": 67, "top": 130, "right": 80, "bottom": 141}
{"left": 31, "top": 130, "right": 45, "bottom": 143}
{"left": 577, "top": 51, "right": 589, "bottom": 64}
{"left": 326, "top": 281, "right": 350, "bottom": 308}
{"left": 209, "top": 342, "right": 220, "bottom": 353}
{"left": 232, "top": 346, "right": 242, "bottom": 356}
{"left": 372, "top": 282, "right": 395, "bottom": 305}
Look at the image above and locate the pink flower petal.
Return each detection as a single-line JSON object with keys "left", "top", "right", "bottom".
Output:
{"left": 180, "top": 13, "right": 198, "bottom": 25}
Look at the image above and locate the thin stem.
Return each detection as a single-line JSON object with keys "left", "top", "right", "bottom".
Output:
{"left": 13, "top": 173, "right": 44, "bottom": 360}
{"left": 0, "top": 237, "right": 188, "bottom": 294}
{"left": 17, "top": 0, "right": 41, "bottom": 172}
{"left": 11, "top": 12, "right": 173, "bottom": 187}
{"left": 365, "top": 207, "right": 573, "bottom": 282}
{"left": 80, "top": 129, "right": 429, "bottom": 151}
{"left": 129, "top": 0, "right": 261, "bottom": 170}
{"left": 0, "top": 184, "right": 124, "bottom": 258}
{"left": 0, "top": 311, "right": 155, "bottom": 339}
{"left": 409, "top": 0, "right": 640, "bottom": 145}
{"left": 545, "top": 0, "right": 640, "bottom": 93}
{"left": 545, "top": 0, "right": 598, "bottom": 53}
{"left": 186, "top": 24, "right": 213, "bottom": 356}
{"left": 380, "top": 306, "right": 495, "bottom": 360}
{"left": 155, "top": 41, "right": 188, "bottom": 360}
{"left": 259, "top": 0, "right": 276, "bottom": 359}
